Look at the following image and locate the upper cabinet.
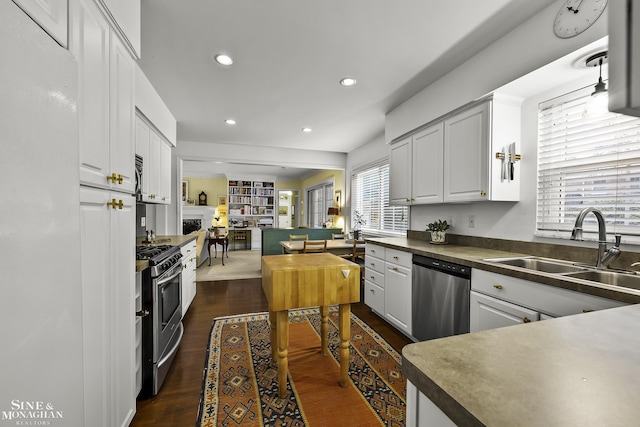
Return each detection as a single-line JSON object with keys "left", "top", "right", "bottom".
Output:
{"left": 390, "top": 122, "right": 444, "bottom": 205}
{"left": 390, "top": 94, "right": 521, "bottom": 205}
{"left": 71, "top": 0, "right": 135, "bottom": 195}
{"left": 12, "top": 0, "right": 68, "bottom": 47}
{"left": 95, "top": 0, "right": 140, "bottom": 58}
{"left": 136, "top": 113, "right": 172, "bottom": 204}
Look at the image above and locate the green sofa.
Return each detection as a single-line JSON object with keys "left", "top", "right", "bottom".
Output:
{"left": 261, "top": 228, "right": 344, "bottom": 256}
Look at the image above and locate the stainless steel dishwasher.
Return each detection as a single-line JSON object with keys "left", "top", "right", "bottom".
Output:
{"left": 412, "top": 255, "right": 471, "bottom": 341}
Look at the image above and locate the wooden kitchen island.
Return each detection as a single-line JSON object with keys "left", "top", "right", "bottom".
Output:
{"left": 261, "top": 253, "right": 360, "bottom": 397}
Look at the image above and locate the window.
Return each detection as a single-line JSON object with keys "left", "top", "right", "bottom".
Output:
{"left": 537, "top": 85, "right": 640, "bottom": 240}
{"left": 306, "top": 182, "right": 333, "bottom": 228}
{"left": 351, "top": 159, "right": 408, "bottom": 235}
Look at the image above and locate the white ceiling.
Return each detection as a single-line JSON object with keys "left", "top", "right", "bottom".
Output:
{"left": 138, "top": 1, "right": 558, "bottom": 164}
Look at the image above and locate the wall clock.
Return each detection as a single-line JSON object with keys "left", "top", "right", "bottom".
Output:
{"left": 553, "top": 0, "right": 608, "bottom": 39}
{"left": 198, "top": 191, "right": 207, "bottom": 206}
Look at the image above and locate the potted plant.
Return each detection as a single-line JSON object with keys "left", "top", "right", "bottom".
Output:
{"left": 352, "top": 210, "right": 366, "bottom": 240}
{"left": 427, "top": 219, "right": 450, "bottom": 243}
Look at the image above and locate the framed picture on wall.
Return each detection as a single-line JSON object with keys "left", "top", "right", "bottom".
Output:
{"left": 279, "top": 206, "right": 288, "bottom": 215}
{"left": 218, "top": 195, "right": 226, "bottom": 206}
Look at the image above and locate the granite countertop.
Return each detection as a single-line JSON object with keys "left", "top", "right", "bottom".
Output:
{"left": 365, "top": 236, "right": 640, "bottom": 425}
{"left": 365, "top": 237, "right": 640, "bottom": 304}
{"left": 402, "top": 304, "right": 640, "bottom": 426}
{"left": 135, "top": 234, "right": 198, "bottom": 272}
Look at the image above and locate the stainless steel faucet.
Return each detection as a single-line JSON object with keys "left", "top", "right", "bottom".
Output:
{"left": 570, "top": 207, "right": 622, "bottom": 269}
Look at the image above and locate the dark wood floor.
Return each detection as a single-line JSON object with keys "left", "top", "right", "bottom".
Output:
{"left": 131, "top": 278, "right": 413, "bottom": 426}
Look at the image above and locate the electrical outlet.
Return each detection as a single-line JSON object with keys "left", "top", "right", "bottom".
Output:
{"left": 468, "top": 215, "right": 475, "bottom": 228}
{"left": 141, "top": 217, "right": 146, "bottom": 227}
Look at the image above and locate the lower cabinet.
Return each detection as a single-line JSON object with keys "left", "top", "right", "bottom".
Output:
{"left": 364, "top": 244, "right": 412, "bottom": 337}
{"left": 406, "top": 380, "right": 456, "bottom": 427}
{"left": 471, "top": 269, "right": 626, "bottom": 333}
{"left": 181, "top": 239, "right": 197, "bottom": 317}
{"left": 79, "top": 186, "right": 136, "bottom": 427}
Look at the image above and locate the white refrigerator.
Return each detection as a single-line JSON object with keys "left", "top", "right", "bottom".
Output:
{"left": 1, "top": 2, "right": 85, "bottom": 426}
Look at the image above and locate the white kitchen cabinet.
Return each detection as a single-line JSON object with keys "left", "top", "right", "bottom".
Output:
{"left": 406, "top": 380, "right": 457, "bottom": 427}
{"left": 250, "top": 227, "right": 262, "bottom": 250}
{"left": 364, "top": 244, "right": 386, "bottom": 315}
{"left": 443, "top": 95, "right": 521, "bottom": 202}
{"left": 470, "top": 290, "right": 539, "bottom": 332}
{"left": 135, "top": 113, "right": 172, "bottom": 204}
{"left": 79, "top": 186, "right": 135, "bottom": 427}
{"left": 181, "top": 239, "right": 197, "bottom": 316}
{"left": 390, "top": 123, "right": 444, "bottom": 205}
{"left": 72, "top": 0, "right": 135, "bottom": 195}
{"left": 384, "top": 248, "right": 413, "bottom": 336}
{"left": 96, "top": 0, "right": 140, "bottom": 58}
{"left": 12, "top": 0, "right": 68, "bottom": 47}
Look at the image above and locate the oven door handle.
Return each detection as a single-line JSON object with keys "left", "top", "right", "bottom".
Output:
{"left": 157, "top": 264, "right": 182, "bottom": 286}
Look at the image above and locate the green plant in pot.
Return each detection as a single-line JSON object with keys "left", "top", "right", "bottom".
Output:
{"left": 352, "top": 210, "right": 366, "bottom": 240}
{"left": 427, "top": 219, "right": 450, "bottom": 243}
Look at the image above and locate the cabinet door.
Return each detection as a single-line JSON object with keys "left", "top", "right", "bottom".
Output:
{"left": 109, "top": 32, "right": 135, "bottom": 195}
{"left": 159, "top": 139, "right": 172, "bottom": 204}
{"left": 444, "top": 102, "right": 489, "bottom": 202}
{"left": 13, "top": 0, "right": 68, "bottom": 47}
{"left": 385, "top": 262, "right": 412, "bottom": 336}
{"left": 412, "top": 123, "right": 444, "bottom": 204}
{"left": 470, "top": 291, "right": 539, "bottom": 333}
{"left": 79, "top": 188, "right": 135, "bottom": 427}
{"left": 73, "top": 0, "right": 111, "bottom": 190}
{"left": 389, "top": 136, "right": 412, "bottom": 205}
{"left": 364, "top": 280, "right": 385, "bottom": 315}
{"left": 148, "top": 128, "right": 162, "bottom": 201}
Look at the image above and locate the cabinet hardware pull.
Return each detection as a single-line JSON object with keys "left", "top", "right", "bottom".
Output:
{"left": 480, "top": 190, "right": 486, "bottom": 197}
{"left": 136, "top": 310, "right": 149, "bottom": 317}
{"left": 393, "top": 256, "right": 398, "bottom": 260}
{"left": 370, "top": 276, "right": 375, "bottom": 280}
{"left": 106, "top": 199, "right": 123, "bottom": 209}
{"left": 107, "top": 173, "right": 116, "bottom": 183}
{"left": 582, "top": 309, "right": 594, "bottom": 313}
{"left": 117, "top": 174, "right": 123, "bottom": 184}
{"left": 392, "top": 267, "right": 398, "bottom": 271}
{"left": 523, "top": 316, "right": 531, "bottom": 323}
{"left": 493, "top": 284, "right": 503, "bottom": 290}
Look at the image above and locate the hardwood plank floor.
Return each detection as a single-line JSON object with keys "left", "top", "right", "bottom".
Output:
{"left": 131, "top": 278, "right": 413, "bottom": 426}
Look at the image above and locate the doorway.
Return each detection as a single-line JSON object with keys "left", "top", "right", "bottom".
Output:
{"left": 277, "top": 190, "right": 298, "bottom": 228}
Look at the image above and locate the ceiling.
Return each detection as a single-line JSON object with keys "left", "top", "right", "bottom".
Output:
{"left": 137, "top": 1, "right": 558, "bottom": 178}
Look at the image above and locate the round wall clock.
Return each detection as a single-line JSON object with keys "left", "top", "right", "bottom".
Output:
{"left": 553, "top": 0, "right": 608, "bottom": 39}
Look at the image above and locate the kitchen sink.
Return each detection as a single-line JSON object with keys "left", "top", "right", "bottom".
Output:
{"left": 484, "top": 256, "right": 589, "bottom": 274}
{"left": 564, "top": 270, "right": 640, "bottom": 290}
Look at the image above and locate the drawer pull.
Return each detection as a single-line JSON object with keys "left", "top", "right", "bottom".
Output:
{"left": 523, "top": 316, "right": 531, "bottom": 323}
{"left": 493, "top": 284, "right": 503, "bottom": 290}
{"left": 582, "top": 309, "right": 594, "bottom": 313}
{"left": 392, "top": 267, "right": 398, "bottom": 271}
{"left": 393, "top": 256, "right": 399, "bottom": 260}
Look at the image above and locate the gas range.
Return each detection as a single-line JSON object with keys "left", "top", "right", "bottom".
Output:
{"left": 136, "top": 244, "right": 182, "bottom": 278}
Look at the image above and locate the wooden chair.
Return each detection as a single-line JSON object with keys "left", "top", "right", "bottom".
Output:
{"left": 332, "top": 233, "right": 345, "bottom": 240}
{"left": 289, "top": 234, "right": 309, "bottom": 241}
{"left": 302, "top": 240, "right": 327, "bottom": 253}
{"left": 341, "top": 240, "right": 366, "bottom": 285}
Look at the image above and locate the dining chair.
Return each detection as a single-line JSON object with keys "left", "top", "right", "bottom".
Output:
{"left": 290, "top": 234, "right": 309, "bottom": 241}
{"left": 332, "top": 233, "right": 346, "bottom": 240}
{"left": 302, "top": 240, "right": 327, "bottom": 253}
{"left": 341, "top": 239, "right": 366, "bottom": 285}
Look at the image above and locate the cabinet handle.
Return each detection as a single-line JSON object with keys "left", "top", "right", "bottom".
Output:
{"left": 392, "top": 267, "right": 398, "bottom": 271}
{"left": 582, "top": 309, "right": 594, "bottom": 313}
{"left": 136, "top": 310, "right": 149, "bottom": 317}
{"left": 393, "top": 256, "right": 399, "bottom": 260}
{"left": 106, "top": 173, "right": 123, "bottom": 184}
{"left": 480, "top": 190, "right": 486, "bottom": 197}
{"left": 523, "top": 316, "right": 531, "bottom": 323}
{"left": 493, "top": 284, "right": 503, "bottom": 290}
{"left": 370, "top": 276, "right": 375, "bottom": 280}
{"left": 106, "top": 199, "right": 123, "bottom": 210}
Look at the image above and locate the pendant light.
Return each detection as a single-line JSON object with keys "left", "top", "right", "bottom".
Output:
{"left": 582, "top": 51, "right": 608, "bottom": 119}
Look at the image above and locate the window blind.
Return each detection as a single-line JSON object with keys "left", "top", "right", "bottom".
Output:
{"left": 537, "top": 85, "right": 640, "bottom": 238}
{"left": 352, "top": 160, "right": 408, "bottom": 234}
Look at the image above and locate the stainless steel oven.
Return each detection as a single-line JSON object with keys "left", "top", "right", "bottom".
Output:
{"left": 137, "top": 245, "right": 183, "bottom": 398}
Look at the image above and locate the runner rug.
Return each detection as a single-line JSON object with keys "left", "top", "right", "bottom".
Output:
{"left": 197, "top": 307, "right": 406, "bottom": 426}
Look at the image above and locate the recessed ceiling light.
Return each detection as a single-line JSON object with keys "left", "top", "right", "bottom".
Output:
{"left": 215, "top": 54, "right": 233, "bottom": 66}
{"left": 302, "top": 127, "right": 312, "bottom": 133}
{"left": 225, "top": 119, "right": 236, "bottom": 125}
{"left": 339, "top": 77, "right": 357, "bottom": 87}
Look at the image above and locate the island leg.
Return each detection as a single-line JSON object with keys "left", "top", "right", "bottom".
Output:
{"left": 269, "top": 310, "right": 277, "bottom": 362}
{"left": 276, "top": 310, "right": 289, "bottom": 397}
{"left": 320, "top": 305, "right": 329, "bottom": 355}
{"left": 338, "top": 303, "right": 350, "bottom": 388}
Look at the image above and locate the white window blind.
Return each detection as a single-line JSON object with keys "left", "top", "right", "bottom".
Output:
{"left": 306, "top": 182, "right": 333, "bottom": 228}
{"left": 352, "top": 160, "right": 408, "bottom": 235}
{"left": 537, "top": 85, "right": 640, "bottom": 239}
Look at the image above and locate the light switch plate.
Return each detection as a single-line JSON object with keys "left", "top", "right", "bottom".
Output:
{"left": 141, "top": 217, "right": 146, "bottom": 227}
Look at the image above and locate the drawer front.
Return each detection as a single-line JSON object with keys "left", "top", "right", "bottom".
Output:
{"left": 364, "top": 267, "right": 385, "bottom": 289}
{"left": 472, "top": 269, "right": 625, "bottom": 317}
{"left": 365, "top": 254, "right": 385, "bottom": 274}
{"left": 364, "top": 280, "right": 385, "bottom": 315}
{"left": 366, "top": 244, "right": 385, "bottom": 259}
{"left": 385, "top": 247, "right": 412, "bottom": 268}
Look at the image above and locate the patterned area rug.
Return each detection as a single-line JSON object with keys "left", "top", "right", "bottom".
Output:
{"left": 197, "top": 307, "right": 406, "bottom": 426}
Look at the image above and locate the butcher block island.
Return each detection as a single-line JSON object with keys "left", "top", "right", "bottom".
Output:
{"left": 261, "top": 253, "right": 360, "bottom": 397}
